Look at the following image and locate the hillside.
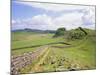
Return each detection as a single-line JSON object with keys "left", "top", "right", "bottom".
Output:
{"left": 11, "top": 27, "right": 96, "bottom": 74}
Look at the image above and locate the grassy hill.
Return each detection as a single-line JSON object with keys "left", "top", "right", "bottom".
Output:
{"left": 11, "top": 27, "right": 96, "bottom": 73}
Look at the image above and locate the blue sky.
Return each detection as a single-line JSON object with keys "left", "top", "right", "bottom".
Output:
{"left": 12, "top": 1, "right": 46, "bottom": 20}
{"left": 12, "top": 1, "right": 95, "bottom": 30}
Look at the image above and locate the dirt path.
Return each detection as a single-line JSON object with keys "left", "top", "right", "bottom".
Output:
{"left": 30, "top": 46, "right": 50, "bottom": 72}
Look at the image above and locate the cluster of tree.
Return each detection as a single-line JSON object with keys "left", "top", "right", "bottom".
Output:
{"left": 65, "top": 27, "right": 87, "bottom": 40}
{"left": 65, "top": 31, "right": 85, "bottom": 40}
{"left": 53, "top": 27, "right": 87, "bottom": 40}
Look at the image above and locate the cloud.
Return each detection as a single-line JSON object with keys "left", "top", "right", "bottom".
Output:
{"left": 14, "top": 1, "right": 93, "bottom": 12}
{"left": 12, "top": 12, "right": 95, "bottom": 30}
{"left": 12, "top": 14, "right": 53, "bottom": 30}
{"left": 53, "top": 12, "right": 83, "bottom": 29}
{"left": 12, "top": 1, "right": 95, "bottom": 30}
{"left": 12, "top": 20, "right": 16, "bottom": 24}
{"left": 82, "top": 7, "right": 95, "bottom": 26}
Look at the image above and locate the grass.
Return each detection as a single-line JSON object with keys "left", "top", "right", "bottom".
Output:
{"left": 11, "top": 32, "right": 63, "bottom": 56}
{"left": 12, "top": 32, "right": 63, "bottom": 49}
{"left": 11, "top": 30, "right": 96, "bottom": 73}
{"left": 11, "top": 47, "right": 36, "bottom": 56}
{"left": 39, "top": 36, "right": 96, "bottom": 72}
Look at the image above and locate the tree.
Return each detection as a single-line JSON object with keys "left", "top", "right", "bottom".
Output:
{"left": 64, "top": 27, "right": 87, "bottom": 40}
{"left": 53, "top": 27, "right": 66, "bottom": 37}
{"left": 79, "top": 27, "right": 87, "bottom": 35}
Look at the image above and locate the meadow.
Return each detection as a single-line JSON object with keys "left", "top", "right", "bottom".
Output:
{"left": 11, "top": 29, "right": 96, "bottom": 73}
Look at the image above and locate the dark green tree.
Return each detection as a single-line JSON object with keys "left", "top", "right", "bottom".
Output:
{"left": 64, "top": 27, "right": 87, "bottom": 40}
{"left": 53, "top": 27, "right": 66, "bottom": 37}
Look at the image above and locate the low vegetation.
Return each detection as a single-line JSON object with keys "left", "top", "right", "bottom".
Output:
{"left": 11, "top": 27, "right": 96, "bottom": 74}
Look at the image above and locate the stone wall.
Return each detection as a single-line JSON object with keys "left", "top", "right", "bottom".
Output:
{"left": 11, "top": 46, "right": 48, "bottom": 75}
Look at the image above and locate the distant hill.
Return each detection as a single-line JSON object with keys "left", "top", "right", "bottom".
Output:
{"left": 11, "top": 28, "right": 56, "bottom": 34}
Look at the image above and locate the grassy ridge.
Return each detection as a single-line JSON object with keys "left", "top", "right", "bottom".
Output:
{"left": 36, "top": 36, "right": 96, "bottom": 72}
{"left": 11, "top": 29, "right": 96, "bottom": 73}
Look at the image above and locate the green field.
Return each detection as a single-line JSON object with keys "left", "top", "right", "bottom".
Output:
{"left": 11, "top": 29, "right": 96, "bottom": 73}
{"left": 11, "top": 31, "right": 64, "bottom": 56}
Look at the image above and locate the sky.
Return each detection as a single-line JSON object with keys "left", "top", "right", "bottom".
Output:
{"left": 12, "top": 0, "right": 95, "bottom": 30}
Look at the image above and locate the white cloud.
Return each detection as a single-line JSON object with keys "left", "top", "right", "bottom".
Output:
{"left": 82, "top": 6, "right": 95, "bottom": 25}
{"left": 12, "top": 12, "right": 95, "bottom": 30}
{"left": 53, "top": 12, "right": 83, "bottom": 29}
{"left": 12, "top": 1, "right": 95, "bottom": 30}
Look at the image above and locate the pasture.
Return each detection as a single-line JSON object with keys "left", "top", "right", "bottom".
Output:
{"left": 11, "top": 30, "right": 96, "bottom": 73}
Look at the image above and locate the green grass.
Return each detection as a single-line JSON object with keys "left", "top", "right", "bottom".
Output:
{"left": 39, "top": 36, "right": 96, "bottom": 72}
{"left": 11, "top": 30, "right": 96, "bottom": 73}
{"left": 11, "top": 47, "right": 36, "bottom": 56}
{"left": 12, "top": 32, "right": 63, "bottom": 49}
{"left": 12, "top": 32, "right": 63, "bottom": 56}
